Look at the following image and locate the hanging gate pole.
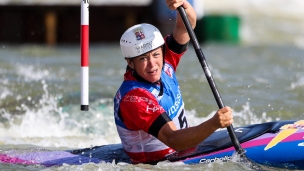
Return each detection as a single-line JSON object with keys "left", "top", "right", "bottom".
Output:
{"left": 80, "top": 0, "right": 89, "bottom": 111}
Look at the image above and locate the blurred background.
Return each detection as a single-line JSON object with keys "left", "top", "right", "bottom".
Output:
{"left": 0, "top": 0, "right": 303, "bottom": 46}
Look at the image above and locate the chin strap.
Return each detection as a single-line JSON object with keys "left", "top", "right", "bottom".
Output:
{"left": 131, "top": 70, "right": 163, "bottom": 97}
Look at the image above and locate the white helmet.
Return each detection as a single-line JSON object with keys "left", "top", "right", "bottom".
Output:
{"left": 120, "top": 23, "right": 165, "bottom": 58}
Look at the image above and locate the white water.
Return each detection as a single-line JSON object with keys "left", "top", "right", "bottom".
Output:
{"left": 0, "top": 81, "right": 273, "bottom": 149}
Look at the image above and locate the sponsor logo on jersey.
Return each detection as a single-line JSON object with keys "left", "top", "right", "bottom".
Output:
{"left": 168, "top": 89, "right": 182, "bottom": 116}
{"left": 123, "top": 95, "right": 153, "bottom": 104}
{"left": 164, "top": 64, "right": 173, "bottom": 78}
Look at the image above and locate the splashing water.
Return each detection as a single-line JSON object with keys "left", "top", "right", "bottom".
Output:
{"left": 0, "top": 80, "right": 119, "bottom": 148}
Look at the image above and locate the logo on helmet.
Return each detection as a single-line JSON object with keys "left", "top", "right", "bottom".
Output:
{"left": 135, "top": 41, "right": 153, "bottom": 55}
{"left": 133, "top": 27, "right": 145, "bottom": 40}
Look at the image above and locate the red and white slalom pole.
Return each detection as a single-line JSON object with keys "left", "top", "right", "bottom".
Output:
{"left": 81, "top": 0, "right": 89, "bottom": 111}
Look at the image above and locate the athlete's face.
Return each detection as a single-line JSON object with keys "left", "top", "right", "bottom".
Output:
{"left": 127, "top": 47, "right": 163, "bottom": 83}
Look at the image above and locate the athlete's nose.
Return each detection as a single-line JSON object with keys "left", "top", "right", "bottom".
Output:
{"left": 147, "top": 56, "right": 156, "bottom": 68}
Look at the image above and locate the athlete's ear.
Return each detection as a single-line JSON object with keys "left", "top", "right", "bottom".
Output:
{"left": 126, "top": 58, "right": 134, "bottom": 69}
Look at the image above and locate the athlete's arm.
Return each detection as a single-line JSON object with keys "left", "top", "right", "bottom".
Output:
{"left": 157, "top": 107, "right": 234, "bottom": 151}
{"left": 166, "top": 0, "right": 196, "bottom": 45}
{"left": 166, "top": 33, "right": 188, "bottom": 55}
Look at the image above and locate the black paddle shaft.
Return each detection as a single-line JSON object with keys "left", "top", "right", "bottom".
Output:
{"left": 177, "top": 6, "right": 244, "bottom": 154}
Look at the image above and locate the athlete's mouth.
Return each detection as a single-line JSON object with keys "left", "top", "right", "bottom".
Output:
{"left": 148, "top": 69, "right": 158, "bottom": 74}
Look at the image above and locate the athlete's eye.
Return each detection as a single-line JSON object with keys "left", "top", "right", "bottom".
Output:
{"left": 153, "top": 53, "right": 160, "bottom": 57}
{"left": 139, "top": 57, "right": 147, "bottom": 61}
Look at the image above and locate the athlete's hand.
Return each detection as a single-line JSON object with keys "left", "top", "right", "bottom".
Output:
{"left": 211, "top": 106, "right": 234, "bottom": 128}
{"left": 166, "top": 0, "right": 190, "bottom": 10}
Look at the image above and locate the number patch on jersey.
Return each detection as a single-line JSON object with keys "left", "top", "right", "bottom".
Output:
{"left": 178, "top": 109, "right": 188, "bottom": 129}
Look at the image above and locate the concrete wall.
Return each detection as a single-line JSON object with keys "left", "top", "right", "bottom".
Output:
{"left": 0, "top": 0, "right": 152, "bottom": 6}
{"left": 0, "top": 4, "right": 158, "bottom": 45}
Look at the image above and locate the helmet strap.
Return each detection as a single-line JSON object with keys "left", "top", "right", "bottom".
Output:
{"left": 131, "top": 70, "right": 163, "bottom": 97}
{"left": 131, "top": 70, "right": 160, "bottom": 84}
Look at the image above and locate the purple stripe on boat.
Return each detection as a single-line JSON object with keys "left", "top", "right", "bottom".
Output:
{"left": 0, "top": 153, "right": 37, "bottom": 164}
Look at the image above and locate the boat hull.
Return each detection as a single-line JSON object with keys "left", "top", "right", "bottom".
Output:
{"left": 0, "top": 120, "right": 303, "bottom": 169}
{"left": 181, "top": 130, "right": 304, "bottom": 169}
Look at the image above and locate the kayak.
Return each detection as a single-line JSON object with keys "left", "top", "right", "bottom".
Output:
{"left": 1, "top": 120, "right": 303, "bottom": 170}
{"left": 168, "top": 120, "right": 304, "bottom": 169}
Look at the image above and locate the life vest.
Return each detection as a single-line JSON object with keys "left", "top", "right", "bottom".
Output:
{"left": 114, "top": 63, "right": 188, "bottom": 163}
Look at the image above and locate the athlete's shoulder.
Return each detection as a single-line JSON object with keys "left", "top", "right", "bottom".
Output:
{"left": 123, "top": 70, "right": 136, "bottom": 81}
{"left": 120, "top": 87, "right": 166, "bottom": 131}
{"left": 122, "top": 87, "right": 156, "bottom": 103}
